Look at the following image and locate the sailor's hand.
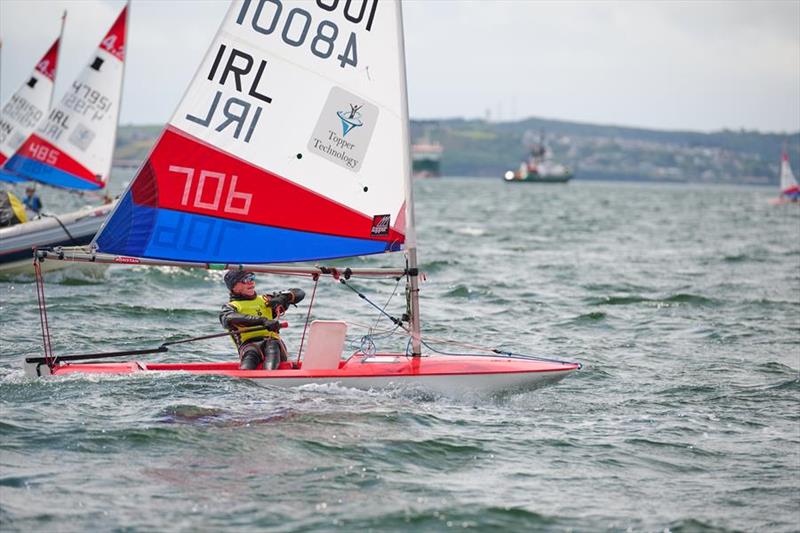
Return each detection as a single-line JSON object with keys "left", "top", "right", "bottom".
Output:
{"left": 289, "top": 288, "right": 305, "bottom": 304}
{"left": 260, "top": 318, "right": 281, "bottom": 332}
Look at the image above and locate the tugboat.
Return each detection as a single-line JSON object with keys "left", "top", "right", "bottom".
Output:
{"left": 504, "top": 134, "right": 573, "bottom": 183}
{"left": 412, "top": 140, "right": 444, "bottom": 178}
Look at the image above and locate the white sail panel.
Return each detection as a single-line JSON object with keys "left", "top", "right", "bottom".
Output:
{"left": 172, "top": 0, "right": 406, "bottom": 223}
{"left": 94, "top": 0, "right": 410, "bottom": 264}
{"left": 779, "top": 151, "right": 798, "bottom": 196}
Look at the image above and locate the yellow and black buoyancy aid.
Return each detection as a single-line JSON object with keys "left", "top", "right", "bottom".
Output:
{"left": 228, "top": 295, "right": 280, "bottom": 344}
{"left": 0, "top": 191, "right": 27, "bottom": 228}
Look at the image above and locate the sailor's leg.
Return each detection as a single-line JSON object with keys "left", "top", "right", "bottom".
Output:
{"left": 263, "top": 339, "right": 282, "bottom": 370}
{"left": 239, "top": 342, "right": 264, "bottom": 370}
{"left": 277, "top": 339, "right": 289, "bottom": 363}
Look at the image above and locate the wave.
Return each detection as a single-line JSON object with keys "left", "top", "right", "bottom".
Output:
{"left": 666, "top": 517, "right": 740, "bottom": 532}
{"left": 571, "top": 311, "right": 607, "bottom": 322}
{"left": 418, "top": 259, "right": 458, "bottom": 274}
{"left": 342, "top": 505, "right": 559, "bottom": 531}
{"left": 442, "top": 284, "right": 501, "bottom": 301}
{"left": 587, "top": 293, "right": 718, "bottom": 307}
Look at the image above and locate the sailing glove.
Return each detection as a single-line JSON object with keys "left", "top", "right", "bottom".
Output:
{"left": 261, "top": 318, "right": 281, "bottom": 332}
{"left": 271, "top": 288, "right": 306, "bottom": 308}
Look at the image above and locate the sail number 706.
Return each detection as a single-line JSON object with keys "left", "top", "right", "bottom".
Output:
{"left": 170, "top": 165, "right": 252, "bottom": 216}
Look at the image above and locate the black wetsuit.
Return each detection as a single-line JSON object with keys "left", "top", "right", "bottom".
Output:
{"left": 219, "top": 289, "right": 305, "bottom": 370}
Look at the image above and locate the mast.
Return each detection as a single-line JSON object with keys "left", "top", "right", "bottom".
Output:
{"left": 104, "top": 1, "right": 129, "bottom": 185}
{"left": 49, "top": 10, "right": 67, "bottom": 112}
{"left": 396, "top": 0, "right": 422, "bottom": 356}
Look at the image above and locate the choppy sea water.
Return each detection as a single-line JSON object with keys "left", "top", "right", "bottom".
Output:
{"left": 1, "top": 178, "right": 798, "bottom": 532}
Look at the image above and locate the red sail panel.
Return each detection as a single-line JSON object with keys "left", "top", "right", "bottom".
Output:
{"left": 138, "top": 127, "right": 405, "bottom": 243}
{"left": 100, "top": 5, "right": 127, "bottom": 61}
{"left": 35, "top": 38, "right": 60, "bottom": 81}
{"left": 16, "top": 134, "right": 101, "bottom": 186}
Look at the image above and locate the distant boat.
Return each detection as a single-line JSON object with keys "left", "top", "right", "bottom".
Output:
{"left": 504, "top": 134, "right": 573, "bottom": 183}
{"left": 412, "top": 141, "right": 443, "bottom": 178}
{"left": 0, "top": 4, "right": 128, "bottom": 274}
{"left": 769, "top": 149, "right": 799, "bottom": 205}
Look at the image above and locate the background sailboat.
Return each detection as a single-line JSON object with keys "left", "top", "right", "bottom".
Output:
{"left": 5, "top": 5, "right": 127, "bottom": 191}
{"left": 0, "top": 12, "right": 65, "bottom": 178}
{"left": 0, "top": 4, "right": 129, "bottom": 274}
{"left": 772, "top": 149, "right": 799, "bottom": 204}
{"left": 26, "top": 0, "right": 579, "bottom": 393}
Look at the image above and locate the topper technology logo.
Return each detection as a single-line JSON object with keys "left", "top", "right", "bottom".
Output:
{"left": 371, "top": 214, "right": 390, "bottom": 236}
{"left": 309, "top": 87, "right": 378, "bottom": 172}
{"left": 337, "top": 104, "right": 364, "bottom": 136}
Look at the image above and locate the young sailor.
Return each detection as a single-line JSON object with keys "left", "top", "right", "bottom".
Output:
{"left": 23, "top": 186, "right": 43, "bottom": 216}
{"left": 219, "top": 270, "right": 305, "bottom": 370}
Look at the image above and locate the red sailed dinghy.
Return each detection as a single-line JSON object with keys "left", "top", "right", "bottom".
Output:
{"left": 0, "top": 15, "right": 63, "bottom": 172}
{"left": 25, "top": 0, "right": 580, "bottom": 395}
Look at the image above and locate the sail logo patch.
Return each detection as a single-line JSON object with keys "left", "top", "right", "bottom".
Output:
{"left": 308, "top": 86, "right": 378, "bottom": 173}
{"left": 337, "top": 104, "right": 363, "bottom": 136}
{"left": 371, "top": 214, "right": 391, "bottom": 236}
{"left": 68, "top": 123, "right": 95, "bottom": 151}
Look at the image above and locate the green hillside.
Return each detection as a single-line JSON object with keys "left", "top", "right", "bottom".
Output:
{"left": 114, "top": 119, "right": 800, "bottom": 185}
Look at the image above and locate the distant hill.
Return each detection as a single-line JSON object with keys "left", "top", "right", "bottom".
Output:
{"left": 411, "top": 118, "right": 800, "bottom": 185}
{"left": 114, "top": 118, "right": 800, "bottom": 185}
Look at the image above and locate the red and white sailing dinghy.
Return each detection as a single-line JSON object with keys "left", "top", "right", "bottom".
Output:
{"left": 0, "top": 15, "right": 63, "bottom": 173}
{"left": 769, "top": 149, "right": 799, "bottom": 205}
{"left": 25, "top": 0, "right": 580, "bottom": 394}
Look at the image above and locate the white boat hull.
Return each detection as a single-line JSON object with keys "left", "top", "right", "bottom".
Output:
{"left": 0, "top": 203, "right": 113, "bottom": 274}
{"left": 245, "top": 369, "right": 573, "bottom": 395}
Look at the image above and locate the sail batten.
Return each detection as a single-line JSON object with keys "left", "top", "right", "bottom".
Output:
{"left": 94, "top": 0, "right": 410, "bottom": 265}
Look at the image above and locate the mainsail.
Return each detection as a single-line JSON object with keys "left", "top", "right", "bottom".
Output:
{"left": 4, "top": 4, "right": 128, "bottom": 191}
{"left": 0, "top": 17, "right": 64, "bottom": 176}
{"left": 779, "top": 151, "right": 799, "bottom": 199}
{"left": 93, "top": 0, "right": 410, "bottom": 264}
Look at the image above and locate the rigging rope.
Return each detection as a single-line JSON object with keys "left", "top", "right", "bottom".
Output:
{"left": 339, "top": 277, "right": 406, "bottom": 357}
{"left": 369, "top": 276, "right": 403, "bottom": 333}
{"left": 33, "top": 254, "right": 54, "bottom": 368}
{"left": 338, "top": 278, "right": 407, "bottom": 331}
{"left": 343, "top": 312, "right": 579, "bottom": 366}
{"left": 39, "top": 213, "right": 82, "bottom": 247}
{"left": 296, "top": 274, "right": 320, "bottom": 364}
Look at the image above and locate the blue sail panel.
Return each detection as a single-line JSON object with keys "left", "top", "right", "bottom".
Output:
{"left": 4, "top": 154, "right": 102, "bottom": 190}
{"left": 96, "top": 197, "right": 401, "bottom": 264}
{"left": 0, "top": 168, "right": 27, "bottom": 183}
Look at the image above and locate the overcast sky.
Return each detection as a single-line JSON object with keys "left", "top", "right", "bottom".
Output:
{"left": 1, "top": 0, "right": 798, "bottom": 133}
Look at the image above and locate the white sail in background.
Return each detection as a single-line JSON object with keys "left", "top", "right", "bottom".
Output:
{"left": 0, "top": 25, "right": 63, "bottom": 170}
{"left": 5, "top": 4, "right": 128, "bottom": 190}
{"left": 779, "top": 151, "right": 799, "bottom": 198}
{"left": 94, "top": 0, "right": 410, "bottom": 264}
